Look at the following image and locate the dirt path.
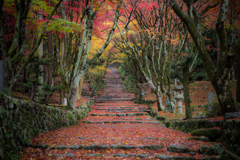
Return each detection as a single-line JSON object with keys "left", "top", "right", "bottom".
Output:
{"left": 21, "top": 67, "right": 219, "bottom": 159}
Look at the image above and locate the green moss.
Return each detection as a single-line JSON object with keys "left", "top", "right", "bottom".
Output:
{"left": 188, "top": 137, "right": 210, "bottom": 142}
{"left": 0, "top": 94, "right": 91, "bottom": 160}
{"left": 191, "top": 128, "right": 221, "bottom": 141}
{"left": 67, "top": 111, "right": 78, "bottom": 125}
{"left": 236, "top": 102, "right": 240, "bottom": 109}
{"left": 199, "top": 144, "right": 225, "bottom": 156}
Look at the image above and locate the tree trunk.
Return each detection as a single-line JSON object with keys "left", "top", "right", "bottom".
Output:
{"left": 135, "top": 82, "right": 144, "bottom": 104}
{"left": 4, "top": 57, "right": 14, "bottom": 95}
{"left": 182, "top": 70, "right": 192, "bottom": 119}
{"left": 139, "top": 86, "right": 144, "bottom": 104}
{"left": 37, "top": 13, "right": 44, "bottom": 100}
{"left": 213, "top": 77, "right": 238, "bottom": 114}
{"left": 0, "top": 59, "right": 3, "bottom": 92}
{"left": 67, "top": 1, "right": 121, "bottom": 109}
{"left": 134, "top": 61, "right": 144, "bottom": 104}
{"left": 68, "top": 72, "right": 84, "bottom": 109}
{"left": 232, "top": 67, "right": 235, "bottom": 81}
{"left": 236, "top": 54, "right": 240, "bottom": 103}
{"left": 47, "top": 32, "right": 53, "bottom": 86}
{"left": 77, "top": 75, "right": 84, "bottom": 100}
{"left": 169, "top": 0, "right": 239, "bottom": 114}
{"left": 60, "top": 90, "right": 67, "bottom": 105}
{"left": 23, "top": 68, "right": 28, "bottom": 93}
{"left": 155, "top": 90, "right": 164, "bottom": 111}
{"left": 217, "top": 39, "right": 220, "bottom": 63}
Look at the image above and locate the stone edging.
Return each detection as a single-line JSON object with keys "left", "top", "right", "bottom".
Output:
{"left": 0, "top": 94, "right": 91, "bottom": 159}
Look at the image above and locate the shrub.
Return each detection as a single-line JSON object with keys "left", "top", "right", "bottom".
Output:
{"left": 205, "top": 101, "right": 221, "bottom": 117}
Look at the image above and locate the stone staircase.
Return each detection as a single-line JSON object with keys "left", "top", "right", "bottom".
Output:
{"left": 21, "top": 67, "right": 227, "bottom": 159}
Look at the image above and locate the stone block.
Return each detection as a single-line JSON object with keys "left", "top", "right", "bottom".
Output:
{"left": 167, "top": 144, "right": 190, "bottom": 153}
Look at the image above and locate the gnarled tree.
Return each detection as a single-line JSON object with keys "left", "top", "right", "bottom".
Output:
{"left": 169, "top": 0, "right": 240, "bottom": 114}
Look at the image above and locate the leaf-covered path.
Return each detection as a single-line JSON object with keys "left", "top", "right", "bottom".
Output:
{"left": 21, "top": 67, "right": 220, "bottom": 159}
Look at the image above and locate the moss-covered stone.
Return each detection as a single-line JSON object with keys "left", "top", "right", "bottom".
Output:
{"left": 199, "top": 144, "right": 225, "bottom": 156}
{"left": 188, "top": 136, "right": 210, "bottom": 142}
{"left": 191, "top": 128, "right": 221, "bottom": 141}
{"left": 0, "top": 94, "right": 91, "bottom": 160}
{"left": 218, "top": 120, "right": 240, "bottom": 156}
{"left": 165, "top": 119, "right": 223, "bottom": 133}
{"left": 67, "top": 111, "right": 78, "bottom": 125}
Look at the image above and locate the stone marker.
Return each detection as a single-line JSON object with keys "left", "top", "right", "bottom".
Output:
{"left": 173, "top": 85, "right": 184, "bottom": 115}
{"left": 207, "top": 92, "right": 214, "bottom": 111}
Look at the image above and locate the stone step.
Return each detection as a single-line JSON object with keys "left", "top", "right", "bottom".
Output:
{"left": 86, "top": 154, "right": 197, "bottom": 160}
{"left": 42, "top": 153, "right": 214, "bottom": 160}
{"left": 92, "top": 106, "right": 135, "bottom": 109}
{"left": 91, "top": 110, "right": 140, "bottom": 113}
{"left": 89, "top": 113, "right": 148, "bottom": 116}
{"left": 30, "top": 144, "right": 164, "bottom": 150}
{"left": 92, "top": 108, "right": 137, "bottom": 111}
{"left": 92, "top": 108, "right": 148, "bottom": 113}
{"left": 82, "top": 121, "right": 159, "bottom": 124}
{"left": 92, "top": 107, "right": 135, "bottom": 110}
{"left": 95, "top": 96, "right": 131, "bottom": 99}
{"left": 94, "top": 98, "right": 134, "bottom": 102}
{"left": 94, "top": 104, "right": 138, "bottom": 106}
{"left": 27, "top": 144, "right": 217, "bottom": 160}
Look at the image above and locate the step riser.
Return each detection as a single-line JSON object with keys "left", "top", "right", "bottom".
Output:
{"left": 82, "top": 121, "right": 159, "bottom": 124}
{"left": 90, "top": 113, "right": 148, "bottom": 116}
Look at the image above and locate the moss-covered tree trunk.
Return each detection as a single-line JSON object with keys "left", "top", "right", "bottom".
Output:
{"left": 67, "top": 2, "right": 121, "bottom": 109}
{"left": 182, "top": 69, "right": 192, "bottom": 119}
{"left": 133, "top": 60, "right": 144, "bottom": 104}
{"left": 155, "top": 88, "right": 164, "bottom": 111}
{"left": 68, "top": 72, "right": 83, "bottom": 109}
{"left": 161, "top": 75, "right": 175, "bottom": 113}
{"left": 0, "top": 57, "right": 4, "bottom": 92}
{"left": 236, "top": 54, "right": 240, "bottom": 103}
{"left": 0, "top": 0, "right": 62, "bottom": 95}
{"left": 156, "top": 93, "right": 163, "bottom": 111}
{"left": 136, "top": 84, "right": 144, "bottom": 104}
{"left": 77, "top": 75, "right": 84, "bottom": 101}
{"left": 212, "top": 76, "right": 237, "bottom": 113}
{"left": 47, "top": 32, "right": 53, "bottom": 86}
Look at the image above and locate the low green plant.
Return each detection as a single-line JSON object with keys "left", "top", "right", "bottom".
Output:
{"left": 236, "top": 102, "right": 240, "bottom": 109}
{"left": 205, "top": 101, "right": 221, "bottom": 117}
{"left": 190, "top": 105, "right": 195, "bottom": 110}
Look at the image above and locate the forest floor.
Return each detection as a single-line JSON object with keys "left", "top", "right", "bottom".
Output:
{"left": 20, "top": 67, "right": 231, "bottom": 160}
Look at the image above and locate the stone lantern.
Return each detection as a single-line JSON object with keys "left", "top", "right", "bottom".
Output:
{"left": 173, "top": 85, "right": 184, "bottom": 114}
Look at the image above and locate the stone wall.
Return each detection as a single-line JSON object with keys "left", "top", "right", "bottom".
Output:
{"left": 163, "top": 119, "right": 222, "bottom": 133}
{"left": 219, "top": 120, "right": 240, "bottom": 156}
{"left": 163, "top": 119, "right": 240, "bottom": 156}
{"left": 0, "top": 93, "right": 91, "bottom": 159}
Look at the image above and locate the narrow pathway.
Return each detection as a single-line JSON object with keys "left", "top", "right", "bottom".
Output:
{"left": 22, "top": 67, "right": 219, "bottom": 159}
{"left": 84, "top": 67, "right": 156, "bottom": 124}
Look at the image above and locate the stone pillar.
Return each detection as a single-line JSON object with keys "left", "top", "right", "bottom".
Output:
{"left": 177, "top": 99, "right": 183, "bottom": 114}
{"left": 207, "top": 92, "right": 214, "bottom": 111}
{"left": 173, "top": 85, "right": 184, "bottom": 115}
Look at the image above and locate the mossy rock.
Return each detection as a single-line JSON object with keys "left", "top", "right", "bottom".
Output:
{"left": 216, "top": 154, "right": 231, "bottom": 160}
{"left": 188, "top": 136, "right": 210, "bottom": 142}
{"left": 191, "top": 128, "right": 221, "bottom": 141}
{"left": 67, "top": 111, "right": 78, "bottom": 125}
{"left": 199, "top": 144, "right": 225, "bottom": 156}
